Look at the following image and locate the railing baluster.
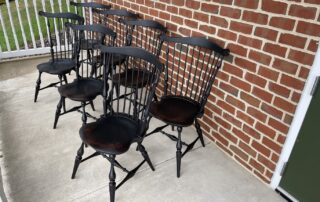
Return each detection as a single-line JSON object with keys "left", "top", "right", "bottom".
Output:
{"left": 66, "top": 0, "right": 71, "bottom": 12}
{"left": 81, "top": 0, "right": 85, "bottom": 24}
{"left": 14, "top": 0, "right": 28, "bottom": 50}
{"left": 0, "top": 8, "right": 10, "bottom": 51}
{"left": 89, "top": 0, "right": 93, "bottom": 25}
{"left": 41, "top": 0, "right": 50, "bottom": 43}
{"left": 5, "top": 0, "right": 19, "bottom": 50}
{"left": 58, "top": 0, "right": 66, "bottom": 55}
{"left": 49, "top": 0, "right": 55, "bottom": 12}
{"left": 32, "top": 0, "right": 44, "bottom": 48}
{"left": 23, "top": 0, "right": 36, "bottom": 49}
{"left": 50, "top": 0, "right": 61, "bottom": 49}
{"left": 58, "top": 0, "right": 63, "bottom": 12}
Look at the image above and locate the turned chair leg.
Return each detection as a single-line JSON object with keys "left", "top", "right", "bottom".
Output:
{"left": 153, "top": 94, "right": 158, "bottom": 102}
{"left": 114, "top": 84, "right": 120, "bottom": 99}
{"left": 53, "top": 96, "right": 64, "bottom": 129}
{"left": 81, "top": 102, "right": 87, "bottom": 126}
{"left": 90, "top": 63, "right": 97, "bottom": 78}
{"left": 89, "top": 100, "right": 95, "bottom": 111}
{"left": 63, "top": 74, "right": 68, "bottom": 84}
{"left": 195, "top": 119, "right": 205, "bottom": 147}
{"left": 58, "top": 75, "right": 67, "bottom": 113}
{"left": 34, "top": 72, "right": 42, "bottom": 102}
{"left": 62, "top": 99, "right": 66, "bottom": 113}
{"left": 176, "top": 126, "right": 182, "bottom": 178}
{"left": 109, "top": 154, "right": 116, "bottom": 202}
{"left": 133, "top": 88, "right": 138, "bottom": 118}
{"left": 138, "top": 143, "right": 155, "bottom": 171}
{"left": 71, "top": 142, "right": 84, "bottom": 179}
{"left": 58, "top": 75, "right": 63, "bottom": 86}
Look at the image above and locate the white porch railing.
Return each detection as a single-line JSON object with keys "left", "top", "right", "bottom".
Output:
{"left": 0, "top": 0, "right": 87, "bottom": 60}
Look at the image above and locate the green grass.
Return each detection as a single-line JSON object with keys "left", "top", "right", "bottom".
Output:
{"left": 0, "top": 0, "right": 76, "bottom": 52}
{"left": 0, "top": 0, "right": 14, "bottom": 5}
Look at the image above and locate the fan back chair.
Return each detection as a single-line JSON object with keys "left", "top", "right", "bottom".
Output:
{"left": 53, "top": 23, "right": 116, "bottom": 129}
{"left": 96, "top": 9, "right": 139, "bottom": 48}
{"left": 112, "top": 19, "right": 166, "bottom": 101}
{"left": 148, "top": 36, "right": 230, "bottom": 177}
{"left": 125, "top": 19, "right": 166, "bottom": 56}
{"left": 34, "top": 11, "right": 84, "bottom": 103}
{"left": 72, "top": 46, "right": 163, "bottom": 202}
{"left": 87, "top": 9, "right": 139, "bottom": 78}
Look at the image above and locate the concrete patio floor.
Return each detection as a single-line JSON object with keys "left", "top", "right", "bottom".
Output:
{"left": 0, "top": 57, "right": 285, "bottom": 202}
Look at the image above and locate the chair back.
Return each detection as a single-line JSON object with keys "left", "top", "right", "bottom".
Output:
{"left": 95, "top": 9, "right": 138, "bottom": 48}
{"left": 39, "top": 11, "right": 84, "bottom": 62}
{"left": 161, "top": 36, "right": 230, "bottom": 115}
{"left": 124, "top": 20, "right": 166, "bottom": 57}
{"left": 67, "top": 23, "right": 116, "bottom": 79}
{"left": 70, "top": 1, "right": 111, "bottom": 24}
{"left": 100, "top": 46, "right": 163, "bottom": 133}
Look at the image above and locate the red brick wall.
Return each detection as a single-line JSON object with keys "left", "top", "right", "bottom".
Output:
{"left": 101, "top": 0, "right": 320, "bottom": 183}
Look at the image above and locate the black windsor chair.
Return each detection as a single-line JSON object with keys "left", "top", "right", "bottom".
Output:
{"left": 34, "top": 11, "right": 84, "bottom": 103}
{"left": 124, "top": 19, "right": 166, "bottom": 56}
{"left": 147, "top": 36, "right": 230, "bottom": 177}
{"left": 93, "top": 12, "right": 166, "bottom": 102}
{"left": 90, "top": 9, "right": 139, "bottom": 71}
{"left": 96, "top": 9, "right": 139, "bottom": 47}
{"left": 53, "top": 23, "right": 116, "bottom": 129}
{"left": 111, "top": 19, "right": 166, "bottom": 101}
{"left": 72, "top": 46, "right": 163, "bottom": 202}
{"left": 70, "top": 1, "right": 111, "bottom": 77}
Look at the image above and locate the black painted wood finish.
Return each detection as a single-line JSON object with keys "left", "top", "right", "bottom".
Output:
{"left": 124, "top": 19, "right": 167, "bottom": 57}
{"left": 125, "top": 20, "right": 167, "bottom": 56}
{"left": 111, "top": 19, "right": 166, "bottom": 105}
{"left": 34, "top": 11, "right": 84, "bottom": 103}
{"left": 149, "top": 36, "right": 230, "bottom": 177}
{"left": 53, "top": 24, "right": 116, "bottom": 129}
{"left": 74, "top": 46, "right": 162, "bottom": 202}
{"left": 70, "top": 0, "right": 111, "bottom": 25}
{"left": 95, "top": 9, "right": 138, "bottom": 48}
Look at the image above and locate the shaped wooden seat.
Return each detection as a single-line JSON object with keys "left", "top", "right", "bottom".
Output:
{"left": 150, "top": 96, "right": 200, "bottom": 127}
{"left": 58, "top": 78, "right": 103, "bottom": 102}
{"left": 80, "top": 115, "right": 140, "bottom": 155}
{"left": 37, "top": 59, "right": 76, "bottom": 75}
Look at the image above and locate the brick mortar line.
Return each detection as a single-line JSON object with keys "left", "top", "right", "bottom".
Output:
{"left": 122, "top": 8, "right": 319, "bottom": 67}
{"left": 210, "top": 132, "right": 284, "bottom": 181}
{"left": 217, "top": 73, "right": 301, "bottom": 110}
{"left": 139, "top": 1, "right": 320, "bottom": 37}
{"left": 226, "top": 52, "right": 309, "bottom": 83}
{"left": 212, "top": 101, "right": 290, "bottom": 137}
{"left": 206, "top": 84, "right": 293, "bottom": 126}
{"left": 213, "top": 123, "right": 280, "bottom": 163}
{"left": 210, "top": 136, "right": 273, "bottom": 183}
{"left": 213, "top": 105, "right": 285, "bottom": 142}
